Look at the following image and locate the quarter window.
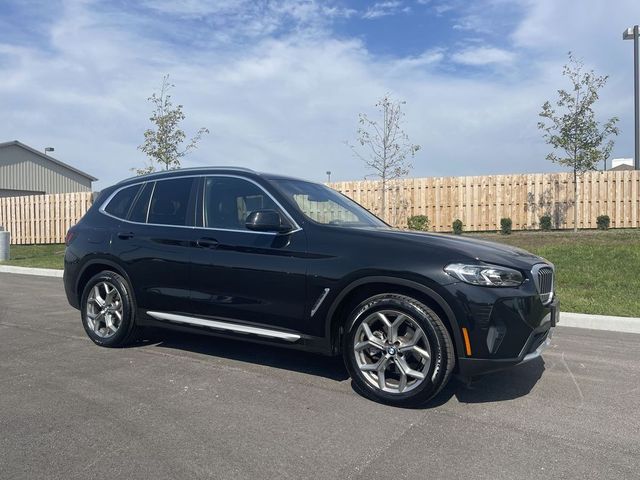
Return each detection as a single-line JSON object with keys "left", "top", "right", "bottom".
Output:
{"left": 204, "top": 177, "right": 281, "bottom": 230}
{"left": 104, "top": 184, "right": 141, "bottom": 219}
{"left": 147, "top": 178, "right": 195, "bottom": 226}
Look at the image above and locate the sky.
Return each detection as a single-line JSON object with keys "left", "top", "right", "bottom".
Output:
{"left": 1, "top": 0, "right": 639, "bottom": 189}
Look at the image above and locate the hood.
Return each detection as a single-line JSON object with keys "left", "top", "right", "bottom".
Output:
{"left": 366, "top": 228, "right": 545, "bottom": 270}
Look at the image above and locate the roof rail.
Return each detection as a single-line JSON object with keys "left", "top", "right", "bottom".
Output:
{"left": 117, "top": 166, "right": 256, "bottom": 184}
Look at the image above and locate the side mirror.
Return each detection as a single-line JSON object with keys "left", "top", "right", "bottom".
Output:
{"left": 245, "top": 209, "right": 293, "bottom": 233}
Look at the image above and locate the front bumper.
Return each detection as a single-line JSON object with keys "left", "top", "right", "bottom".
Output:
{"left": 457, "top": 322, "right": 554, "bottom": 377}
{"left": 444, "top": 277, "right": 558, "bottom": 378}
{"left": 519, "top": 328, "right": 553, "bottom": 365}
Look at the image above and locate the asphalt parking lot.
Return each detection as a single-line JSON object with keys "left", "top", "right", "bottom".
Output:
{"left": 1, "top": 273, "right": 639, "bottom": 480}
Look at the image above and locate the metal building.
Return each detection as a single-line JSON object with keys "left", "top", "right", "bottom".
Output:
{"left": 0, "top": 140, "right": 97, "bottom": 197}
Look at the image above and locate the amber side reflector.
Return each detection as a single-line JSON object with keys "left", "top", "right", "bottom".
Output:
{"left": 461, "top": 327, "right": 472, "bottom": 356}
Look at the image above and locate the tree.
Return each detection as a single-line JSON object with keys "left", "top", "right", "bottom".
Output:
{"left": 134, "top": 75, "right": 209, "bottom": 175}
{"left": 348, "top": 94, "right": 420, "bottom": 222}
{"left": 538, "top": 52, "right": 619, "bottom": 232}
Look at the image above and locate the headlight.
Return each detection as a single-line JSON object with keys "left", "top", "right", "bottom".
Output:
{"left": 444, "top": 263, "right": 524, "bottom": 287}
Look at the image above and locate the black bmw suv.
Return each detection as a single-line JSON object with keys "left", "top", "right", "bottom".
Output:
{"left": 64, "top": 167, "right": 557, "bottom": 407}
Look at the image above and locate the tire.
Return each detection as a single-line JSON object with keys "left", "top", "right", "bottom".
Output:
{"left": 80, "top": 270, "right": 139, "bottom": 347}
{"left": 343, "top": 293, "right": 455, "bottom": 407}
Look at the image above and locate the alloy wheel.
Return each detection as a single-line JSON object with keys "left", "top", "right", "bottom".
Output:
{"left": 353, "top": 310, "right": 432, "bottom": 394}
{"left": 86, "top": 281, "right": 124, "bottom": 339}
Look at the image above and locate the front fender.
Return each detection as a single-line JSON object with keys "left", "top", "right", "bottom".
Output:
{"left": 322, "top": 275, "right": 464, "bottom": 357}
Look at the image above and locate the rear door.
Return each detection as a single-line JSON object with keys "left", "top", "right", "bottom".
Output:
{"left": 108, "top": 176, "right": 198, "bottom": 316}
{"left": 189, "top": 175, "right": 308, "bottom": 334}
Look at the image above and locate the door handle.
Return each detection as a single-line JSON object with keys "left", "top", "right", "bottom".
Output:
{"left": 117, "top": 231, "right": 135, "bottom": 240}
{"left": 197, "top": 237, "right": 219, "bottom": 249}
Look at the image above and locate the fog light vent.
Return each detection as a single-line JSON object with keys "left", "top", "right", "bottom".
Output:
{"left": 486, "top": 322, "right": 506, "bottom": 354}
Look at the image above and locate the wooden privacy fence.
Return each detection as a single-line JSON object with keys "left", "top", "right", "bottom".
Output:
{"left": 0, "top": 192, "right": 94, "bottom": 244}
{"left": 329, "top": 170, "right": 640, "bottom": 231}
{"left": 0, "top": 170, "right": 638, "bottom": 244}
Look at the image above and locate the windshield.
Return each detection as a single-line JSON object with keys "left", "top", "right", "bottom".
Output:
{"left": 272, "top": 179, "right": 387, "bottom": 228}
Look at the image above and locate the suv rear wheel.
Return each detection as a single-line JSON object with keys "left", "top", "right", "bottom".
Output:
{"left": 80, "top": 271, "right": 138, "bottom": 347}
{"left": 343, "top": 293, "right": 455, "bottom": 407}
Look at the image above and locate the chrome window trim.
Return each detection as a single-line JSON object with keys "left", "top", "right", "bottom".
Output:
{"left": 99, "top": 173, "right": 302, "bottom": 235}
{"left": 146, "top": 311, "right": 301, "bottom": 342}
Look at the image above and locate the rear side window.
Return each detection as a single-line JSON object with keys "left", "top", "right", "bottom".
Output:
{"left": 148, "top": 178, "right": 195, "bottom": 226}
{"left": 104, "top": 184, "right": 141, "bottom": 219}
{"left": 129, "top": 182, "right": 153, "bottom": 223}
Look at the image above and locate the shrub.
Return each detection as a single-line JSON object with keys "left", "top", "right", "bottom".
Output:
{"left": 539, "top": 215, "right": 552, "bottom": 231}
{"left": 596, "top": 214, "right": 610, "bottom": 230}
{"left": 500, "top": 217, "right": 512, "bottom": 235}
{"left": 452, "top": 219, "right": 463, "bottom": 235}
{"left": 407, "top": 215, "right": 430, "bottom": 231}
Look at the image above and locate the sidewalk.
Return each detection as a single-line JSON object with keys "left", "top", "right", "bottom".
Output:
{"left": 0, "top": 264, "right": 63, "bottom": 278}
{"left": 559, "top": 312, "right": 640, "bottom": 334}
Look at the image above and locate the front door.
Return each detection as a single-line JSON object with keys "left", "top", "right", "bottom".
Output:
{"left": 189, "top": 175, "right": 308, "bottom": 335}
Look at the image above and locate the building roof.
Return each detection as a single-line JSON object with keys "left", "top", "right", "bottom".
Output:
{"left": 609, "top": 163, "right": 635, "bottom": 171}
{"left": 0, "top": 140, "right": 98, "bottom": 181}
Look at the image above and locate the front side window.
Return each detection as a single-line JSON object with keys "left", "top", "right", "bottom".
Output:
{"left": 147, "top": 177, "right": 195, "bottom": 226}
{"left": 272, "top": 179, "right": 386, "bottom": 228}
{"left": 204, "top": 176, "right": 281, "bottom": 230}
{"left": 104, "top": 184, "right": 141, "bottom": 219}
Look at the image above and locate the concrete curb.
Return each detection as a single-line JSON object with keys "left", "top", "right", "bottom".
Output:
{"left": 0, "top": 265, "right": 63, "bottom": 278}
{"left": 560, "top": 312, "right": 640, "bottom": 334}
{"left": 1, "top": 265, "right": 639, "bottom": 334}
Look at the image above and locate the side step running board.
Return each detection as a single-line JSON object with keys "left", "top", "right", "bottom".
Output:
{"left": 146, "top": 311, "right": 301, "bottom": 342}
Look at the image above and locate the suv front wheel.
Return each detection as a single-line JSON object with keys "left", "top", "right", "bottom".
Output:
{"left": 343, "top": 293, "right": 455, "bottom": 407}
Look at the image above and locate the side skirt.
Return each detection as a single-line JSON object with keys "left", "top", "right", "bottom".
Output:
{"left": 146, "top": 310, "right": 301, "bottom": 342}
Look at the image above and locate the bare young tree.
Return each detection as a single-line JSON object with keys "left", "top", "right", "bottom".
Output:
{"left": 348, "top": 94, "right": 420, "bottom": 221}
{"left": 134, "top": 75, "right": 209, "bottom": 175}
{"left": 538, "top": 52, "right": 619, "bottom": 232}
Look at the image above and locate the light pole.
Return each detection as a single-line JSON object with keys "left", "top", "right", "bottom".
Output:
{"left": 44, "top": 147, "right": 54, "bottom": 156}
{"left": 326, "top": 170, "right": 331, "bottom": 183}
{"left": 623, "top": 25, "right": 640, "bottom": 170}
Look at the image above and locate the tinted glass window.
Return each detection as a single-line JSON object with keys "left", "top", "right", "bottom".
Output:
{"left": 148, "top": 178, "right": 195, "bottom": 226}
{"left": 204, "top": 177, "right": 280, "bottom": 230}
{"left": 104, "top": 184, "right": 141, "bottom": 219}
{"left": 129, "top": 182, "right": 153, "bottom": 223}
{"left": 273, "top": 179, "right": 386, "bottom": 227}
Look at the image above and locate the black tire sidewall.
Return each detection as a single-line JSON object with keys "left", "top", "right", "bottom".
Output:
{"left": 343, "top": 294, "right": 451, "bottom": 407}
{"left": 80, "top": 271, "right": 135, "bottom": 347}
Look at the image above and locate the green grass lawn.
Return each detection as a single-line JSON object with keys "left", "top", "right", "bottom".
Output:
{"left": 1, "top": 243, "right": 65, "bottom": 269}
{"left": 3, "top": 229, "right": 639, "bottom": 317}
{"left": 472, "top": 229, "right": 640, "bottom": 318}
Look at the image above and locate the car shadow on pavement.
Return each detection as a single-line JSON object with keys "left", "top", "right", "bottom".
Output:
{"left": 455, "top": 358, "right": 546, "bottom": 403}
{"left": 137, "top": 329, "right": 350, "bottom": 382}
{"left": 425, "top": 357, "right": 546, "bottom": 408}
{"left": 346, "top": 358, "right": 547, "bottom": 409}
{"left": 134, "top": 329, "right": 545, "bottom": 404}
